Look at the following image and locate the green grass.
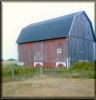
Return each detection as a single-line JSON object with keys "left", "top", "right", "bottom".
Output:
{"left": 2, "top": 61, "right": 95, "bottom": 82}
{"left": 68, "top": 62, "right": 95, "bottom": 78}
{"left": 3, "top": 67, "right": 36, "bottom": 82}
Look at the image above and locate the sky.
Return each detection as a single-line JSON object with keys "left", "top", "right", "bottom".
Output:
{"left": 2, "top": 1, "right": 95, "bottom": 60}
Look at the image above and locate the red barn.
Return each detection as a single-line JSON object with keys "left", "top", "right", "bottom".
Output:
{"left": 16, "top": 11, "right": 95, "bottom": 68}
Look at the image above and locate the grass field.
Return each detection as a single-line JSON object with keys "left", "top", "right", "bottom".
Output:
{"left": 2, "top": 78, "right": 94, "bottom": 97}
{"left": 2, "top": 61, "right": 16, "bottom": 66}
{"left": 2, "top": 61, "right": 95, "bottom": 97}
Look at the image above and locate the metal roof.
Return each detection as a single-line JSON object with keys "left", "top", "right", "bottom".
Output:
{"left": 16, "top": 11, "right": 82, "bottom": 44}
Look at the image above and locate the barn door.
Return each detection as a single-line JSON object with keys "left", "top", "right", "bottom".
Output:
{"left": 34, "top": 42, "right": 43, "bottom": 62}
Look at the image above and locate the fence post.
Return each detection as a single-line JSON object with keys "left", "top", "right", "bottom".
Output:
{"left": 12, "top": 67, "right": 14, "bottom": 79}
{"left": 40, "top": 67, "right": 43, "bottom": 77}
{"left": 54, "top": 67, "right": 56, "bottom": 77}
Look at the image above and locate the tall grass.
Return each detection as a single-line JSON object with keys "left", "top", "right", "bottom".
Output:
{"left": 2, "top": 62, "right": 36, "bottom": 82}
{"left": 2, "top": 61, "right": 95, "bottom": 82}
{"left": 68, "top": 62, "right": 95, "bottom": 78}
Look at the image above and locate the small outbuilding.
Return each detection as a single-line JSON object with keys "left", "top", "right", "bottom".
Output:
{"left": 16, "top": 11, "right": 95, "bottom": 68}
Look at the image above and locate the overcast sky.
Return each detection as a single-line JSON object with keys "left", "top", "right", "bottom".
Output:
{"left": 2, "top": 2, "right": 95, "bottom": 60}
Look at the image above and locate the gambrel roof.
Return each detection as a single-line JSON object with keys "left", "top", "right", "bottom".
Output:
{"left": 16, "top": 11, "right": 95, "bottom": 44}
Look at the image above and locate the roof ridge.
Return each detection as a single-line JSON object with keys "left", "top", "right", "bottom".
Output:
{"left": 16, "top": 11, "right": 84, "bottom": 43}
{"left": 24, "top": 11, "right": 82, "bottom": 29}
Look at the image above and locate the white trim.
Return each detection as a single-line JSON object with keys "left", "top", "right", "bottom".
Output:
{"left": 56, "top": 62, "right": 66, "bottom": 67}
{"left": 42, "top": 43, "right": 43, "bottom": 61}
{"left": 57, "top": 48, "right": 62, "bottom": 54}
{"left": 68, "top": 16, "right": 75, "bottom": 36}
{"left": 34, "top": 62, "right": 43, "bottom": 67}
{"left": 66, "top": 57, "right": 70, "bottom": 68}
{"left": 93, "top": 43, "right": 95, "bottom": 60}
{"left": 69, "top": 11, "right": 83, "bottom": 36}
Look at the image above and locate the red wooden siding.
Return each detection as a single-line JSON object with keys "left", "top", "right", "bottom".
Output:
{"left": 34, "top": 42, "right": 43, "bottom": 62}
{"left": 43, "top": 40, "right": 56, "bottom": 62}
{"left": 18, "top": 38, "right": 68, "bottom": 67}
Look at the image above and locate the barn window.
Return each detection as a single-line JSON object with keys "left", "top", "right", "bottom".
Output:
{"left": 57, "top": 48, "right": 62, "bottom": 54}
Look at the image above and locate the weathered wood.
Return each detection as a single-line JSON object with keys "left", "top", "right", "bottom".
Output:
{"left": 68, "top": 13, "right": 94, "bottom": 62}
{"left": 17, "top": 12, "right": 95, "bottom": 67}
{"left": 18, "top": 38, "right": 68, "bottom": 67}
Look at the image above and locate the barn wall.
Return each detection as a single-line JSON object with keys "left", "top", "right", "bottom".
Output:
{"left": 68, "top": 12, "right": 94, "bottom": 62}
{"left": 18, "top": 43, "right": 34, "bottom": 66}
{"left": 18, "top": 38, "right": 68, "bottom": 67}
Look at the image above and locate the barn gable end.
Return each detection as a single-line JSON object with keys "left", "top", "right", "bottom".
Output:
{"left": 69, "top": 11, "right": 95, "bottom": 41}
{"left": 68, "top": 11, "right": 95, "bottom": 62}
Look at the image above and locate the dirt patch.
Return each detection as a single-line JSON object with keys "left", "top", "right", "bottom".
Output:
{"left": 2, "top": 78, "right": 94, "bottom": 97}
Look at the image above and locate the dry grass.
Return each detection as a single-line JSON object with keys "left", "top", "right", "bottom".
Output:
{"left": 2, "top": 61, "right": 16, "bottom": 66}
{"left": 2, "top": 61, "right": 95, "bottom": 98}
{"left": 2, "top": 78, "right": 94, "bottom": 98}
